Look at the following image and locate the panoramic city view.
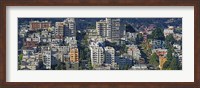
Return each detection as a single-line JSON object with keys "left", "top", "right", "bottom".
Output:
{"left": 18, "top": 18, "right": 182, "bottom": 70}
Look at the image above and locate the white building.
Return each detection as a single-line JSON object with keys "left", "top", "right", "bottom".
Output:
{"left": 90, "top": 46, "right": 104, "bottom": 67}
{"left": 87, "top": 29, "right": 99, "bottom": 39}
{"left": 173, "top": 44, "right": 182, "bottom": 50}
{"left": 173, "top": 33, "right": 182, "bottom": 41}
{"left": 105, "top": 46, "right": 115, "bottom": 64}
{"left": 129, "top": 64, "right": 148, "bottom": 70}
{"left": 55, "top": 22, "right": 64, "bottom": 39}
{"left": 41, "top": 46, "right": 51, "bottom": 69}
{"left": 64, "top": 37, "right": 77, "bottom": 48}
{"left": 164, "top": 26, "right": 174, "bottom": 37}
{"left": 96, "top": 18, "right": 123, "bottom": 41}
{"left": 126, "top": 32, "right": 137, "bottom": 41}
{"left": 20, "top": 49, "right": 39, "bottom": 70}
{"left": 96, "top": 19, "right": 110, "bottom": 39}
{"left": 127, "top": 45, "right": 141, "bottom": 61}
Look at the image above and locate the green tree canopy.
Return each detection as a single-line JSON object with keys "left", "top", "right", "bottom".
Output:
{"left": 149, "top": 53, "right": 159, "bottom": 67}
{"left": 19, "top": 54, "right": 23, "bottom": 61}
{"left": 151, "top": 28, "right": 165, "bottom": 40}
{"left": 165, "top": 34, "right": 175, "bottom": 48}
{"left": 162, "top": 61, "right": 171, "bottom": 70}
{"left": 166, "top": 47, "right": 173, "bottom": 61}
{"left": 169, "top": 58, "right": 179, "bottom": 70}
{"left": 126, "top": 24, "right": 136, "bottom": 33}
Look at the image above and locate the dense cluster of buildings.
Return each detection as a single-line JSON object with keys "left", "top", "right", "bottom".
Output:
{"left": 19, "top": 18, "right": 79, "bottom": 70}
{"left": 18, "top": 18, "right": 182, "bottom": 70}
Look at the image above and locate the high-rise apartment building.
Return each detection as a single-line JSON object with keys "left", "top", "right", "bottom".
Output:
{"left": 54, "top": 18, "right": 76, "bottom": 39}
{"left": 90, "top": 46, "right": 104, "bottom": 67}
{"left": 63, "top": 18, "right": 76, "bottom": 37}
{"left": 55, "top": 22, "right": 64, "bottom": 39}
{"left": 105, "top": 46, "right": 115, "bottom": 64}
{"left": 96, "top": 18, "right": 122, "bottom": 41}
{"left": 41, "top": 46, "right": 51, "bottom": 69}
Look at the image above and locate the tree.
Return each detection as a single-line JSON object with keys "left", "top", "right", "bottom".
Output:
{"left": 169, "top": 58, "right": 179, "bottom": 70}
{"left": 162, "top": 61, "right": 170, "bottom": 70}
{"left": 88, "top": 60, "right": 93, "bottom": 70}
{"left": 166, "top": 47, "right": 173, "bottom": 61}
{"left": 151, "top": 28, "right": 165, "bottom": 40}
{"left": 55, "top": 62, "right": 62, "bottom": 70}
{"left": 19, "top": 54, "right": 23, "bottom": 61}
{"left": 165, "top": 34, "right": 175, "bottom": 48}
{"left": 55, "top": 61, "right": 65, "bottom": 70}
{"left": 126, "top": 24, "right": 136, "bottom": 33}
{"left": 163, "top": 46, "right": 180, "bottom": 70}
{"left": 149, "top": 53, "right": 159, "bottom": 67}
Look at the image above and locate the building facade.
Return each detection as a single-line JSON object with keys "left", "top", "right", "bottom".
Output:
{"left": 105, "top": 46, "right": 115, "bottom": 64}
{"left": 96, "top": 18, "right": 123, "bottom": 42}
{"left": 69, "top": 48, "right": 79, "bottom": 63}
{"left": 29, "top": 21, "right": 51, "bottom": 31}
{"left": 63, "top": 18, "right": 76, "bottom": 37}
{"left": 90, "top": 46, "right": 104, "bottom": 67}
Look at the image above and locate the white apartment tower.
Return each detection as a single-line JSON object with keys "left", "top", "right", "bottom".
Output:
{"left": 41, "top": 46, "right": 51, "bottom": 69}
{"left": 55, "top": 22, "right": 64, "bottom": 39}
{"left": 90, "top": 46, "right": 104, "bottom": 67}
{"left": 54, "top": 18, "right": 76, "bottom": 39}
{"left": 96, "top": 18, "right": 122, "bottom": 41}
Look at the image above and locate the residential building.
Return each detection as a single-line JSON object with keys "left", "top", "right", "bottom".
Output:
{"left": 173, "top": 33, "right": 182, "bottom": 41}
{"left": 115, "top": 55, "right": 133, "bottom": 69}
{"left": 69, "top": 48, "right": 79, "bottom": 63}
{"left": 63, "top": 18, "right": 76, "bottom": 37}
{"left": 20, "top": 49, "right": 39, "bottom": 70}
{"left": 96, "top": 19, "right": 110, "bottom": 38}
{"left": 129, "top": 64, "right": 148, "bottom": 70}
{"left": 90, "top": 46, "right": 104, "bottom": 67}
{"left": 96, "top": 18, "right": 123, "bottom": 41}
{"left": 164, "top": 26, "right": 174, "bottom": 37}
{"left": 111, "top": 18, "right": 121, "bottom": 41}
{"left": 173, "top": 44, "right": 181, "bottom": 50}
{"left": 64, "top": 37, "right": 77, "bottom": 48}
{"left": 105, "top": 46, "right": 115, "bottom": 64}
{"left": 150, "top": 40, "right": 165, "bottom": 49}
{"left": 127, "top": 44, "right": 141, "bottom": 61}
{"left": 29, "top": 21, "right": 51, "bottom": 31}
{"left": 126, "top": 32, "right": 137, "bottom": 42}
{"left": 55, "top": 22, "right": 64, "bottom": 39}
{"left": 24, "top": 41, "right": 38, "bottom": 49}
{"left": 152, "top": 48, "right": 168, "bottom": 57}
{"left": 87, "top": 29, "right": 99, "bottom": 39}
{"left": 41, "top": 46, "right": 51, "bottom": 69}
{"left": 51, "top": 39, "right": 63, "bottom": 46}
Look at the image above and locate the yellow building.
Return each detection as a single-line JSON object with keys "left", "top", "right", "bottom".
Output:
{"left": 69, "top": 48, "right": 79, "bottom": 63}
{"left": 159, "top": 56, "right": 167, "bottom": 70}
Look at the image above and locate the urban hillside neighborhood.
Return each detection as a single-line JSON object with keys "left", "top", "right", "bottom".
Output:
{"left": 18, "top": 18, "right": 182, "bottom": 70}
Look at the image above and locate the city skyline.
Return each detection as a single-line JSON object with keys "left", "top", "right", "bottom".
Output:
{"left": 18, "top": 18, "right": 182, "bottom": 70}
